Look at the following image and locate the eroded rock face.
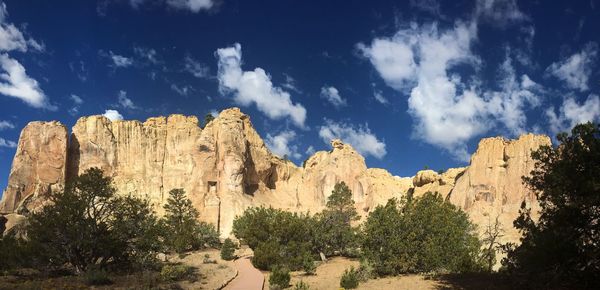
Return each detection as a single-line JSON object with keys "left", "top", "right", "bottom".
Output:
{"left": 0, "top": 108, "right": 551, "bottom": 243}
{"left": 0, "top": 121, "right": 68, "bottom": 214}
{"left": 448, "top": 134, "right": 551, "bottom": 243}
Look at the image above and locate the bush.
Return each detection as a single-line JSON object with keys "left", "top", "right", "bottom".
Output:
{"left": 340, "top": 267, "right": 359, "bottom": 289}
{"left": 253, "top": 239, "right": 282, "bottom": 270}
{"left": 221, "top": 238, "right": 236, "bottom": 261}
{"left": 26, "top": 168, "right": 162, "bottom": 273}
{"left": 362, "top": 192, "right": 482, "bottom": 276}
{"left": 160, "top": 264, "right": 195, "bottom": 282}
{"left": 269, "top": 265, "right": 290, "bottom": 290}
{"left": 302, "top": 254, "right": 316, "bottom": 275}
{"left": 83, "top": 268, "right": 113, "bottom": 286}
{"left": 294, "top": 280, "right": 310, "bottom": 290}
{"left": 356, "top": 259, "right": 374, "bottom": 282}
{"left": 233, "top": 207, "right": 316, "bottom": 270}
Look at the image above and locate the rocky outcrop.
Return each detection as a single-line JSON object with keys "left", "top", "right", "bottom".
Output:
{"left": 448, "top": 134, "right": 551, "bottom": 243}
{"left": 0, "top": 108, "right": 551, "bottom": 243}
{"left": 0, "top": 121, "right": 68, "bottom": 214}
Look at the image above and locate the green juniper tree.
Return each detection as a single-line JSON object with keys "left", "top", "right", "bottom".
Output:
{"left": 161, "top": 188, "right": 218, "bottom": 253}
{"left": 315, "top": 182, "right": 360, "bottom": 256}
{"left": 503, "top": 122, "right": 600, "bottom": 288}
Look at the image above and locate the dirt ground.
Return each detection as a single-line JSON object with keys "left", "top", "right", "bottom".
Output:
{"left": 264, "top": 257, "right": 511, "bottom": 290}
{"left": 0, "top": 249, "right": 237, "bottom": 290}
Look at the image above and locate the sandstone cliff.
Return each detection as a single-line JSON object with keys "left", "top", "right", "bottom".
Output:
{"left": 0, "top": 108, "right": 551, "bottom": 242}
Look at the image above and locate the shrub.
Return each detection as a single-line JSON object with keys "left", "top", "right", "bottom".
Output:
{"left": 253, "top": 239, "right": 282, "bottom": 270}
{"left": 83, "top": 268, "right": 113, "bottom": 286}
{"left": 26, "top": 168, "right": 162, "bottom": 273}
{"left": 233, "top": 207, "right": 316, "bottom": 270}
{"left": 356, "top": 259, "right": 374, "bottom": 282}
{"left": 294, "top": 280, "right": 310, "bottom": 290}
{"left": 221, "top": 238, "right": 236, "bottom": 261}
{"left": 160, "top": 264, "right": 195, "bottom": 282}
{"left": 340, "top": 267, "right": 359, "bottom": 289}
{"left": 203, "top": 254, "right": 217, "bottom": 264}
{"left": 269, "top": 265, "right": 290, "bottom": 290}
{"left": 362, "top": 192, "right": 482, "bottom": 276}
{"left": 302, "top": 254, "right": 316, "bottom": 275}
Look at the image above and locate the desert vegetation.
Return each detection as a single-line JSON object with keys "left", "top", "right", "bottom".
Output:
{"left": 0, "top": 122, "right": 598, "bottom": 289}
{"left": 0, "top": 168, "right": 224, "bottom": 287}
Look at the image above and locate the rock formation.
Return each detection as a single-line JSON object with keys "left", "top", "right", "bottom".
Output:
{"left": 0, "top": 108, "right": 551, "bottom": 242}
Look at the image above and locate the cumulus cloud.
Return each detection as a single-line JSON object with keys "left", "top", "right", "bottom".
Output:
{"left": 0, "top": 137, "right": 16, "bottom": 148}
{"left": 546, "top": 43, "right": 598, "bottom": 92}
{"left": 546, "top": 94, "right": 600, "bottom": 135}
{"left": 360, "top": 21, "right": 542, "bottom": 160}
{"left": 265, "top": 130, "right": 301, "bottom": 159}
{"left": 103, "top": 109, "right": 124, "bottom": 121}
{"left": 106, "top": 51, "right": 134, "bottom": 68}
{"left": 184, "top": 55, "right": 209, "bottom": 78}
{"left": 166, "top": 0, "right": 214, "bottom": 12}
{"left": 0, "top": 53, "right": 54, "bottom": 109}
{"left": 373, "top": 90, "right": 389, "bottom": 105}
{"left": 0, "top": 3, "right": 43, "bottom": 52}
{"left": 117, "top": 90, "right": 136, "bottom": 109}
{"left": 216, "top": 43, "right": 307, "bottom": 127}
{"left": 0, "top": 120, "right": 14, "bottom": 130}
{"left": 0, "top": 3, "right": 51, "bottom": 110}
{"left": 319, "top": 119, "right": 386, "bottom": 159}
{"left": 320, "top": 86, "right": 347, "bottom": 108}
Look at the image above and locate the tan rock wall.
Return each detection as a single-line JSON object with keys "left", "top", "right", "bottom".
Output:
{"left": 0, "top": 108, "right": 551, "bottom": 244}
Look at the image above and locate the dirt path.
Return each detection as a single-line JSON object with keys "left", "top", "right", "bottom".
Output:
{"left": 223, "top": 257, "right": 264, "bottom": 290}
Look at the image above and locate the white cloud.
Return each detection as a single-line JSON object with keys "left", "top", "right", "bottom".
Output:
{"left": 546, "top": 94, "right": 600, "bottom": 135}
{"left": 170, "top": 83, "right": 192, "bottom": 96}
{"left": 108, "top": 51, "right": 133, "bottom": 68}
{"left": 103, "top": 109, "right": 123, "bottom": 121}
{"left": 166, "top": 0, "right": 214, "bottom": 12}
{"left": 360, "top": 21, "right": 542, "bottom": 161}
{"left": 133, "top": 46, "right": 159, "bottom": 64}
{"left": 281, "top": 73, "right": 301, "bottom": 93}
{"left": 0, "top": 53, "right": 54, "bottom": 109}
{"left": 546, "top": 43, "right": 598, "bottom": 92}
{"left": 0, "top": 137, "right": 16, "bottom": 148}
{"left": 216, "top": 43, "right": 307, "bottom": 128}
{"left": 305, "top": 145, "right": 315, "bottom": 155}
{"left": 0, "top": 120, "right": 14, "bottom": 130}
{"left": 117, "top": 90, "right": 136, "bottom": 109}
{"left": 319, "top": 119, "right": 386, "bottom": 159}
{"left": 373, "top": 90, "right": 389, "bottom": 105}
{"left": 358, "top": 37, "right": 417, "bottom": 91}
{"left": 265, "top": 130, "right": 301, "bottom": 159}
{"left": 70, "top": 94, "right": 83, "bottom": 105}
{"left": 184, "top": 55, "right": 209, "bottom": 78}
{"left": 320, "top": 86, "right": 347, "bottom": 108}
{"left": 0, "top": 3, "right": 43, "bottom": 52}
{"left": 475, "top": 0, "right": 528, "bottom": 27}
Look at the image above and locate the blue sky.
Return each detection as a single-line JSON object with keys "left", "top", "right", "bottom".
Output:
{"left": 0, "top": 0, "right": 599, "bottom": 193}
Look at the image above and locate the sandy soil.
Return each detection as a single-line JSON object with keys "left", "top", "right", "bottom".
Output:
{"left": 0, "top": 249, "right": 237, "bottom": 290}
{"left": 264, "top": 257, "right": 511, "bottom": 290}
{"left": 170, "top": 248, "right": 237, "bottom": 289}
